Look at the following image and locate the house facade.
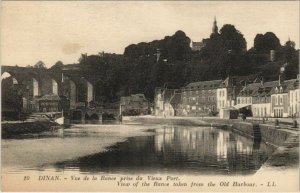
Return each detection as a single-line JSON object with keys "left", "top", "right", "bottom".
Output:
{"left": 162, "top": 89, "right": 178, "bottom": 116}
{"left": 288, "top": 78, "right": 299, "bottom": 117}
{"left": 36, "top": 94, "right": 61, "bottom": 112}
{"left": 217, "top": 77, "right": 239, "bottom": 111}
{"left": 153, "top": 74, "right": 299, "bottom": 119}
{"left": 271, "top": 85, "right": 289, "bottom": 118}
{"left": 153, "top": 88, "right": 178, "bottom": 116}
{"left": 169, "top": 93, "right": 182, "bottom": 116}
{"left": 120, "top": 94, "right": 149, "bottom": 115}
{"left": 154, "top": 87, "right": 164, "bottom": 116}
{"left": 181, "top": 80, "right": 222, "bottom": 116}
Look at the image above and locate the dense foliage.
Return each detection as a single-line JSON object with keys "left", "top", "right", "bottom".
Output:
{"left": 50, "top": 25, "right": 299, "bottom": 103}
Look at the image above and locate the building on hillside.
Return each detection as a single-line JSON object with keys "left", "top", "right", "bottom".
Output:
{"left": 162, "top": 89, "right": 178, "bottom": 116}
{"left": 154, "top": 87, "right": 164, "bottom": 116}
{"left": 288, "top": 76, "right": 299, "bottom": 117}
{"left": 36, "top": 94, "right": 61, "bottom": 112}
{"left": 270, "top": 79, "right": 298, "bottom": 118}
{"left": 251, "top": 81, "right": 278, "bottom": 118}
{"left": 153, "top": 87, "right": 179, "bottom": 116}
{"left": 217, "top": 75, "right": 258, "bottom": 111}
{"left": 169, "top": 92, "right": 182, "bottom": 116}
{"left": 181, "top": 80, "right": 222, "bottom": 116}
{"left": 236, "top": 82, "right": 261, "bottom": 106}
{"left": 235, "top": 82, "right": 261, "bottom": 116}
{"left": 120, "top": 94, "right": 149, "bottom": 115}
{"left": 191, "top": 39, "right": 209, "bottom": 51}
{"left": 191, "top": 17, "right": 218, "bottom": 52}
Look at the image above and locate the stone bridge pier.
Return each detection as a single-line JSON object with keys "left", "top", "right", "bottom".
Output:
{"left": 70, "top": 108, "right": 120, "bottom": 123}
{"left": 1, "top": 65, "right": 95, "bottom": 114}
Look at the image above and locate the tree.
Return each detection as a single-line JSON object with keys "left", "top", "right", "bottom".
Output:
{"left": 283, "top": 40, "right": 296, "bottom": 62}
{"left": 124, "top": 30, "right": 192, "bottom": 62}
{"left": 253, "top": 32, "right": 281, "bottom": 54}
{"left": 50, "top": 61, "right": 64, "bottom": 71}
{"left": 198, "top": 24, "right": 248, "bottom": 79}
{"left": 219, "top": 24, "right": 247, "bottom": 53}
{"left": 34, "top": 61, "right": 47, "bottom": 69}
{"left": 283, "top": 40, "right": 299, "bottom": 79}
{"left": 165, "top": 30, "right": 192, "bottom": 61}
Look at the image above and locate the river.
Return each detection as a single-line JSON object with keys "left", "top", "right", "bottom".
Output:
{"left": 2, "top": 123, "right": 275, "bottom": 175}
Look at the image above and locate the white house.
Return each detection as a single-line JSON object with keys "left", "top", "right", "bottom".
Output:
{"left": 288, "top": 76, "right": 299, "bottom": 117}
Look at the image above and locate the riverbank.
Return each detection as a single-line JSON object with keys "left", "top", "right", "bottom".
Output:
{"left": 1, "top": 121, "right": 61, "bottom": 139}
{"left": 124, "top": 115, "right": 299, "bottom": 169}
{"left": 123, "top": 115, "right": 221, "bottom": 127}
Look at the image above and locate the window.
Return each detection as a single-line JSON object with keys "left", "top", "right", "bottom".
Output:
{"left": 280, "top": 96, "right": 283, "bottom": 104}
{"left": 192, "top": 97, "right": 195, "bottom": 101}
{"left": 237, "top": 98, "right": 240, "bottom": 104}
{"left": 192, "top": 106, "right": 196, "bottom": 110}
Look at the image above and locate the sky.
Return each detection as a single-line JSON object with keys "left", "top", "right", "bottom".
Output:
{"left": 1, "top": 1, "right": 299, "bottom": 68}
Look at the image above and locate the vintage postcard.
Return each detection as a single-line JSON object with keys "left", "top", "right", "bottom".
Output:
{"left": 1, "top": 1, "right": 299, "bottom": 192}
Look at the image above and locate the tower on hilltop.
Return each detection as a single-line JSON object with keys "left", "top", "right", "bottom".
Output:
{"left": 212, "top": 16, "right": 218, "bottom": 34}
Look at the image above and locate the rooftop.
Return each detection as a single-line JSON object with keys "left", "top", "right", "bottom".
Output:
{"left": 185, "top": 80, "right": 223, "bottom": 90}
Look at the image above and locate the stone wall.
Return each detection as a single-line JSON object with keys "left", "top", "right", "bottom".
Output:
{"left": 231, "top": 122, "right": 291, "bottom": 146}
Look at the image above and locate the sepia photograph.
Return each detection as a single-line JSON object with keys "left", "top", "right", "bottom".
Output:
{"left": 1, "top": 1, "right": 299, "bottom": 192}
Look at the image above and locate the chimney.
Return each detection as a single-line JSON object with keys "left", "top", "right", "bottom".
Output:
{"left": 156, "top": 48, "right": 161, "bottom": 63}
{"left": 270, "top": 50, "right": 276, "bottom": 62}
{"left": 232, "top": 77, "right": 237, "bottom": 87}
{"left": 260, "top": 77, "right": 264, "bottom": 86}
{"left": 279, "top": 74, "right": 284, "bottom": 86}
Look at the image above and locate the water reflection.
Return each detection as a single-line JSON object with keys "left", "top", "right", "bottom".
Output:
{"left": 55, "top": 126, "right": 275, "bottom": 175}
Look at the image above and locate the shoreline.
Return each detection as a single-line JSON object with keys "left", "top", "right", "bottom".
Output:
{"left": 1, "top": 121, "right": 61, "bottom": 139}
{"left": 2, "top": 115, "right": 298, "bottom": 170}
{"left": 123, "top": 115, "right": 299, "bottom": 169}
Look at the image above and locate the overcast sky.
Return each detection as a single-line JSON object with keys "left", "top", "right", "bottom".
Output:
{"left": 1, "top": 1, "right": 299, "bottom": 67}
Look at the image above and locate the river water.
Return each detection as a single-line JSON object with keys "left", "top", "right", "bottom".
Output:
{"left": 2, "top": 123, "right": 275, "bottom": 175}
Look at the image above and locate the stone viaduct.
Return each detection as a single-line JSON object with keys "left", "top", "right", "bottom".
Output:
{"left": 1, "top": 65, "right": 119, "bottom": 121}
